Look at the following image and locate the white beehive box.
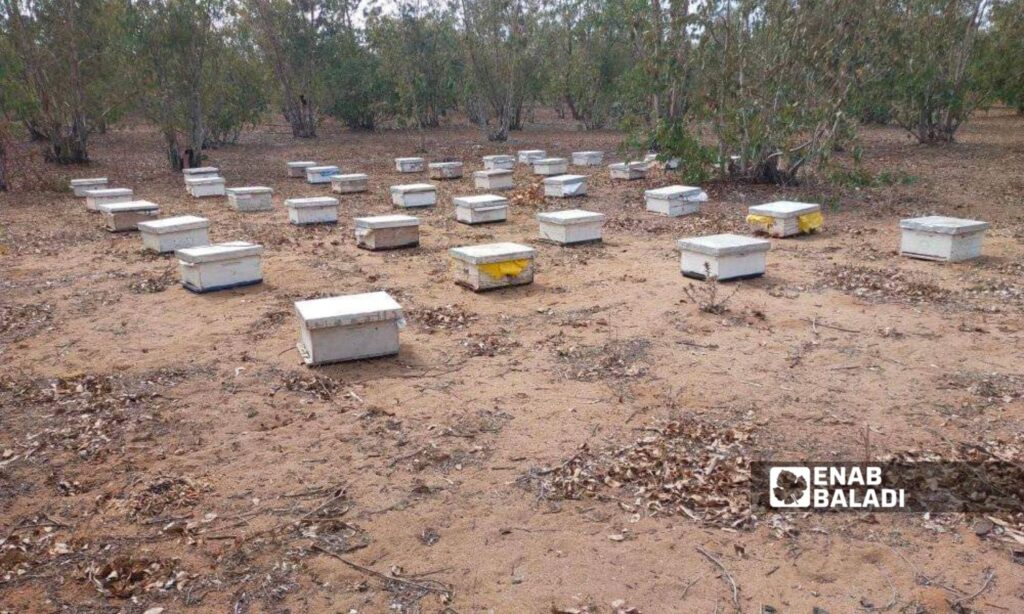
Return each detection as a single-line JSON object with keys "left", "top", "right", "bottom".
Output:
{"left": 455, "top": 194, "right": 508, "bottom": 225}
{"left": 295, "top": 291, "right": 405, "bottom": 366}
{"left": 71, "top": 177, "right": 108, "bottom": 197}
{"left": 450, "top": 242, "right": 536, "bottom": 292}
{"left": 543, "top": 174, "right": 587, "bottom": 198}
{"left": 572, "top": 151, "right": 604, "bottom": 166}
{"left": 533, "top": 157, "right": 569, "bottom": 176}
{"left": 183, "top": 167, "right": 219, "bottom": 182}
{"left": 645, "top": 185, "right": 708, "bottom": 217}
{"left": 390, "top": 183, "right": 437, "bottom": 208}
{"left": 185, "top": 176, "right": 226, "bottom": 198}
{"left": 429, "top": 161, "right": 463, "bottom": 180}
{"left": 98, "top": 200, "right": 160, "bottom": 232}
{"left": 137, "top": 215, "right": 210, "bottom": 253}
{"left": 177, "top": 241, "right": 263, "bottom": 293}
{"left": 286, "top": 196, "right": 339, "bottom": 225}
{"left": 354, "top": 215, "right": 420, "bottom": 251}
{"left": 331, "top": 173, "right": 368, "bottom": 194}
{"left": 482, "top": 155, "right": 515, "bottom": 170}
{"left": 395, "top": 157, "right": 425, "bottom": 173}
{"left": 306, "top": 165, "right": 340, "bottom": 184}
{"left": 85, "top": 188, "right": 133, "bottom": 212}
{"left": 537, "top": 209, "right": 605, "bottom": 245}
{"left": 609, "top": 162, "right": 647, "bottom": 180}
{"left": 473, "top": 169, "right": 514, "bottom": 191}
{"left": 747, "top": 201, "right": 823, "bottom": 237}
{"left": 518, "top": 150, "right": 546, "bottom": 165}
{"left": 227, "top": 186, "right": 273, "bottom": 212}
{"left": 287, "top": 161, "right": 317, "bottom": 178}
{"left": 643, "top": 153, "right": 681, "bottom": 169}
{"left": 677, "top": 234, "right": 771, "bottom": 281}
{"left": 899, "top": 216, "right": 990, "bottom": 262}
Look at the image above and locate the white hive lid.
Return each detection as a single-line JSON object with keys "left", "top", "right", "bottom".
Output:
{"left": 307, "top": 165, "right": 340, "bottom": 173}
{"left": 483, "top": 154, "right": 513, "bottom": 160}
{"left": 183, "top": 167, "right": 218, "bottom": 175}
{"left": 677, "top": 234, "right": 771, "bottom": 256}
{"left": 429, "top": 161, "right": 462, "bottom": 168}
{"left": 396, "top": 157, "right": 424, "bottom": 163}
{"left": 474, "top": 169, "right": 513, "bottom": 177}
{"left": 333, "top": 173, "right": 368, "bottom": 181}
{"left": 574, "top": 151, "right": 603, "bottom": 156}
{"left": 454, "top": 194, "right": 508, "bottom": 208}
{"left": 543, "top": 174, "right": 586, "bottom": 185}
{"left": 295, "top": 291, "right": 403, "bottom": 330}
{"left": 646, "top": 185, "right": 702, "bottom": 199}
{"left": 137, "top": 215, "right": 209, "bottom": 234}
{"left": 71, "top": 177, "right": 107, "bottom": 186}
{"left": 391, "top": 183, "right": 435, "bottom": 194}
{"left": 450, "top": 242, "right": 536, "bottom": 265}
{"left": 87, "top": 188, "right": 133, "bottom": 197}
{"left": 608, "top": 162, "right": 643, "bottom": 171}
{"left": 177, "top": 241, "right": 263, "bottom": 264}
{"left": 899, "top": 216, "right": 990, "bottom": 235}
{"left": 518, "top": 149, "right": 545, "bottom": 155}
{"left": 748, "top": 201, "right": 820, "bottom": 218}
{"left": 354, "top": 214, "right": 420, "bottom": 229}
{"left": 98, "top": 200, "right": 160, "bottom": 213}
{"left": 227, "top": 186, "right": 272, "bottom": 195}
{"left": 286, "top": 196, "right": 338, "bottom": 209}
{"left": 535, "top": 157, "right": 567, "bottom": 165}
{"left": 287, "top": 160, "right": 317, "bottom": 167}
{"left": 185, "top": 176, "right": 224, "bottom": 185}
{"left": 537, "top": 209, "right": 605, "bottom": 225}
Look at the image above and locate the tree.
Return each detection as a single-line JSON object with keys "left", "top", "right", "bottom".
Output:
{"left": 203, "top": 24, "right": 271, "bottom": 147}
{"left": 977, "top": 0, "right": 1024, "bottom": 113}
{"left": 322, "top": 29, "right": 387, "bottom": 130}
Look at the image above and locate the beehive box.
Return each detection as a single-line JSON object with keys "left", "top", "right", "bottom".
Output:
{"left": 390, "top": 183, "right": 437, "bottom": 208}
{"left": 306, "top": 165, "right": 340, "bottom": 184}
{"left": 137, "top": 215, "right": 210, "bottom": 253}
{"left": 331, "top": 173, "right": 368, "bottom": 194}
{"left": 286, "top": 196, "right": 339, "bottom": 225}
{"left": 747, "top": 201, "right": 823, "bottom": 237}
{"left": 643, "top": 153, "right": 681, "bottom": 170}
{"left": 395, "top": 157, "right": 425, "bottom": 173}
{"left": 295, "top": 291, "right": 404, "bottom": 366}
{"left": 518, "top": 150, "right": 546, "bottom": 165}
{"left": 227, "top": 186, "right": 273, "bottom": 212}
{"left": 473, "top": 169, "right": 514, "bottom": 191}
{"left": 537, "top": 209, "right": 605, "bottom": 245}
{"left": 571, "top": 151, "right": 604, "bottom": 166}
{"left": 287, "top": 161, "right": 317, "bottom": 178}
{"left": 677, "top": 234, "right": 770, "bottom": 281}
{"left": 645, "top": 185, "right": 707, "bottom": 217}
{"left": 85, "top": 188, "right": 133, "bottom": 212}
{"left": 533, "top": 157, "right": 569, "bottom": 176}
{"left": 482, "top": 155, "right": 515, "bottom": 170}
{"left": 543, "top": 174, "right": 587, "bottom": 198}
{"left": 429, "top": 161, "right": 464, "bottom": 180}
{"left": 71, "top": 177, "right": 108, "bottom": 197}
{"left": 185, "top": 176, "right": 226, "bottom": 198}
{"left": 98, "top": 200, "right": 160, "bottom": 232}
{"left": 455, "top": 194, "right": 508, "bottom": 225}
{"left": 899, "top": 216, "right": 990, "bottom": 262}
{"left": 450, "top": 242, "right": 536, "bottom": 291}
{"left": 177, "top": 241, "right": 263, "bottom": 293}
{"left": 609, "top": 162, "right": 647, "bottom": 180}
{"left": 354, "top": 215, "right": 420, "bottom": 251}
{"left": 182, "top": 167, "right": 219, "bottom": 182}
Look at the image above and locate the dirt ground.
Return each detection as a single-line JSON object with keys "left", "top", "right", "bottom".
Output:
{"left": 1, "top": 110, "right": 1023, "bottom": 614}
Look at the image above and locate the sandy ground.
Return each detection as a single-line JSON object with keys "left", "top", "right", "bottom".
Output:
{"left": 1, "top": 111, "right": 1023, "bottom": 613}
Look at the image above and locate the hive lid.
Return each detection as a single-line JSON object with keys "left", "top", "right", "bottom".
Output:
{"left": 677, "top": 233, "right": 771, "bottom": 256}
{"left": 185, "top": 176, "right": 224, "bottom": 185}
{"left": 646, "top": 185, "right": 702, "bottom": 199}
{"left": 518, "top": 150, "right": 545, "bottom": 155}
{"left": 332, "top": 173, "right": 368, "bottom": 181}
{"left": 137, "top": 215, "right": 209, "bottom": 234}
{"left": 899, "top": 216, "right": 990, "bottom": 235}
{"left": 574, "top": 151, "right": 603, "bottom": 156}
{"left": 286, "top": 196, "right": 339, "bottom": 209}
{"left": 608, "top": 162, "right": 646, "bottom": 171}
{"left": 748, "top": 201, "right": 821, "bottom": 219}
{"left": 71, "top": 177, "right": 107, "bottom": 186}
{"left": 227, "top": 186, "right": 272, "bottom": 195}
{"left": 482, "top": 154, "right": 514, "bottom": 161}
{"left": 307, "top": 165, "right": 340, "bottom": 173}
{"left": 429, "top": 161, "right": 463, "bottom": 168}
{"left": 450, "top": 242, "right": 536, "bottom": 264}
{"left": 391, "top": 183, "right": 435, "bottom": 194}
{"left": 395, "top": 157, "right": 425, "bottom": 163}
{"left": 295, "top": 291, "right": 403, "bottom": 330}
{"left": 287, "top": 160, "right": 316, "bottom": 167}
{"left": 177, "top": 241, "right": 263, "bottom": 264}
{"left": 354, "top": 214, "right": 420, "bottom": 229}
{"left": 454, "top": 194, "right": 508, "bottom": 208}
{"left": 542, "top": 174, "right": 587, "bottom": 185}
{"left": 87, "top": 188, "right": 133, "bottom": 197}
{"left": 474, "top": 169, "right": 513, "bottom": 178}
{"left": 183, "top": 167, "right": 218, "bottom": 175}
{"left": 537, "top": 209, "right": 605, "bottom": 225}
{"left": 534, "top": 157, "right": 567, "bottom": 165}
{"left": 98, "top": 200, "right": 160, "bottom": 213}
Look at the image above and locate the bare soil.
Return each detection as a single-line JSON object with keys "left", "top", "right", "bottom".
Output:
{"left": 1, "top": 110, "right": 1023, "bottom": 613}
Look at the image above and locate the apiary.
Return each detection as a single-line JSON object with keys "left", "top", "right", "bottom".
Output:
{"left": 450, "top": 242, "right": 536, "bottom": 291}
{"left": 185, "top": 176, "right": 226, "bottom": 198}
{"left": 571, "top": 151, "right": 604, "bottom": 166}
{"left": 295, "top": 291, "right": 405, "bottom": 366}
{"left": 429, "top": 161, "right": 464, "bottom": 180}
{"left": 331, "top": 173, "right": 369, "bottom": 194}
{"left": 473, "top": 169, "right": 514, "bottom": 191}
{"left": 227, "top": 186, "right": 273, "bottom": 212}
{"left": 533, "top": 157, "right": 569, "bottom": 176}
{"left": 537, "top": 209, "right": 605, "bottom": 245}
{"left": 542, "top": 174, "right": 587, "bottom": 198}
{"left": 482, "top": 155, "right": 515, "bottom": 170}
{"left": 899, "top": 216, "right": 990, "bottom": 262}
{"left": 306, "top": 165, "right": 340, "bottom": 185}
{"left": 455, "top": 194, "right": 508, "bottom": 225}
{"left": 286, "top": 196, "right": 339, "bottom": 225}
{"left": 287, "top": 161, "right": 317, "bottom": 178}
{"left": 71, "top": 177, "right": 108, "bottom": 197}
{"left": 747, "top": 201, "right": 823, "bottom": 237}
{"left": 395, "top": 157, "right": 425, "bottom": 173}
{"left": 137, "top": 215, "right": 210, "bottom": 253}
{"left": 390, "top": 183, "right": 437, "bottom": 208}
{"left": 85, "top": 188, "right": 133, "bottom": 212}
{"left": 677, "top": 234, "right": 771, "bottom": 281}
{"left": 98, "top": 200, "right": 160, "bottom": 232}
{"left": 609, "top": 162, "right": 647, "bottom": 180}
{"left": 518, "top": 150, "right": 546, "bottom": 165}
{"left": 645, "top": 185, "right": 708, "bottom": 217}
{"left": 354, "top": 214, "right": 420, "bottom": 251}
{"left": 182, "top": 167, "right": 219, "bottom": 182}
{"left": 176, "top": 241, "right": 263, "bottom": 293}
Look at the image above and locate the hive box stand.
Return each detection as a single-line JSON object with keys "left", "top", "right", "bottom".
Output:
{"left": 287, "top": 161, "right": 316, "bottom": 178}
{"left": 227, "top": 187, "right": 273, "bottom": 212}
{"left": 429, "top": 162, "right": 464, "bottom": 180}
{"left": 609, "top": 162, "right": 647, "bottom": 180}
{"left": 286, "top": 196, "right": 339, "bottom": 225}
{"left": 572, "top": 151, "right": 604, "bottom": 166}
{"left": 137, "top": 215, "right": 210, "bottom": 253}
{"left": 391, "top": 183, "right": 437, "bottom": 208}
{"left": 645, "top": 185, "right": 707, "bottom": 217}
{"left": 295, "top": 291, "right": 404, "bottom": 366}
{"left": 899, "top": 216, "right": 990, "bottom": 262}
{"left": 354, "top": 215, "right": 420, "bottom": 251}
{"left": 677, "top": 234, "right": 771, "bottom": 281}
{"left": 85, "top": 188, "right": 133, "bottom": 212}
{"left": 186, "top": 176, "right": 226, "bottom": 198}
{"left": 543, "top": 175, "right": 587, "bottom": 198}
{"left": 473, "top": 169, "right": 514, "bottom": 191}
{"left": 395, "top": 157, "right": 425, "bottom": 173}
{"left": 747, "top": 201, "right": 823, "bottom": 237}
{"left": 98, "top": 200, "right": 160, "bottom": 232}
{"left": 71, "top": 178, "right": 108, "bottom": 197}
{"left": 518, "top": 150, "right": 546, "bottom": 165}
{"left": 537, "top": 209, "right": 605, "bottom": 245}
{"left": 331, "top": 173, "right": 368, "bottom": 194}
{"left": 455, "top": 194, "right": 508, "bottom": 225}
{"left": 482, "top": 155, "right": 515, "bottom": 170}
{"left": 306, "top": 165, "right": 340, "bottom": 185}
{"left": 176, "top": 241, "right": 263, "bottom": 293}
{"left": 450, "top": 242, "right": 536, "bottom": 292}
{"left": 182, "top": 167, "right": 219, "bottom": 182}
{"left": 533, "top": 158, "right": 569, "bottom": 176}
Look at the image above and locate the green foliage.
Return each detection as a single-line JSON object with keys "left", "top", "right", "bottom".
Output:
{"left": 977, "top": 0, "right": 1024, "bottom": 112}
{"left": 203, "top": 26, "right": 270, "bottom": 147}
{"left": 322, "top": 32, "right": 386, "bottom": 130}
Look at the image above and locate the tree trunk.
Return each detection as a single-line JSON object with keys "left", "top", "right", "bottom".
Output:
{"left": 0, "top": 138, "right": 8, "bottom": 192}
{"left": 44, "top": 115, "right": 89, "bottom": 164}
{"left": 283, "top": 95, "right": 317, "bottom": 138}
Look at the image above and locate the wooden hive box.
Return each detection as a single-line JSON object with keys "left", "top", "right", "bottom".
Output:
{"left": 295, "top": 291, "right": 405, "bottom": 365}
{"left": 449, "top": 242, "right": 536, "bottom": 291}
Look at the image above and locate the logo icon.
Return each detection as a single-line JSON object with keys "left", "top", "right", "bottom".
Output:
{"left": 769, "top": 467, "right": 811, "bottom": 508}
